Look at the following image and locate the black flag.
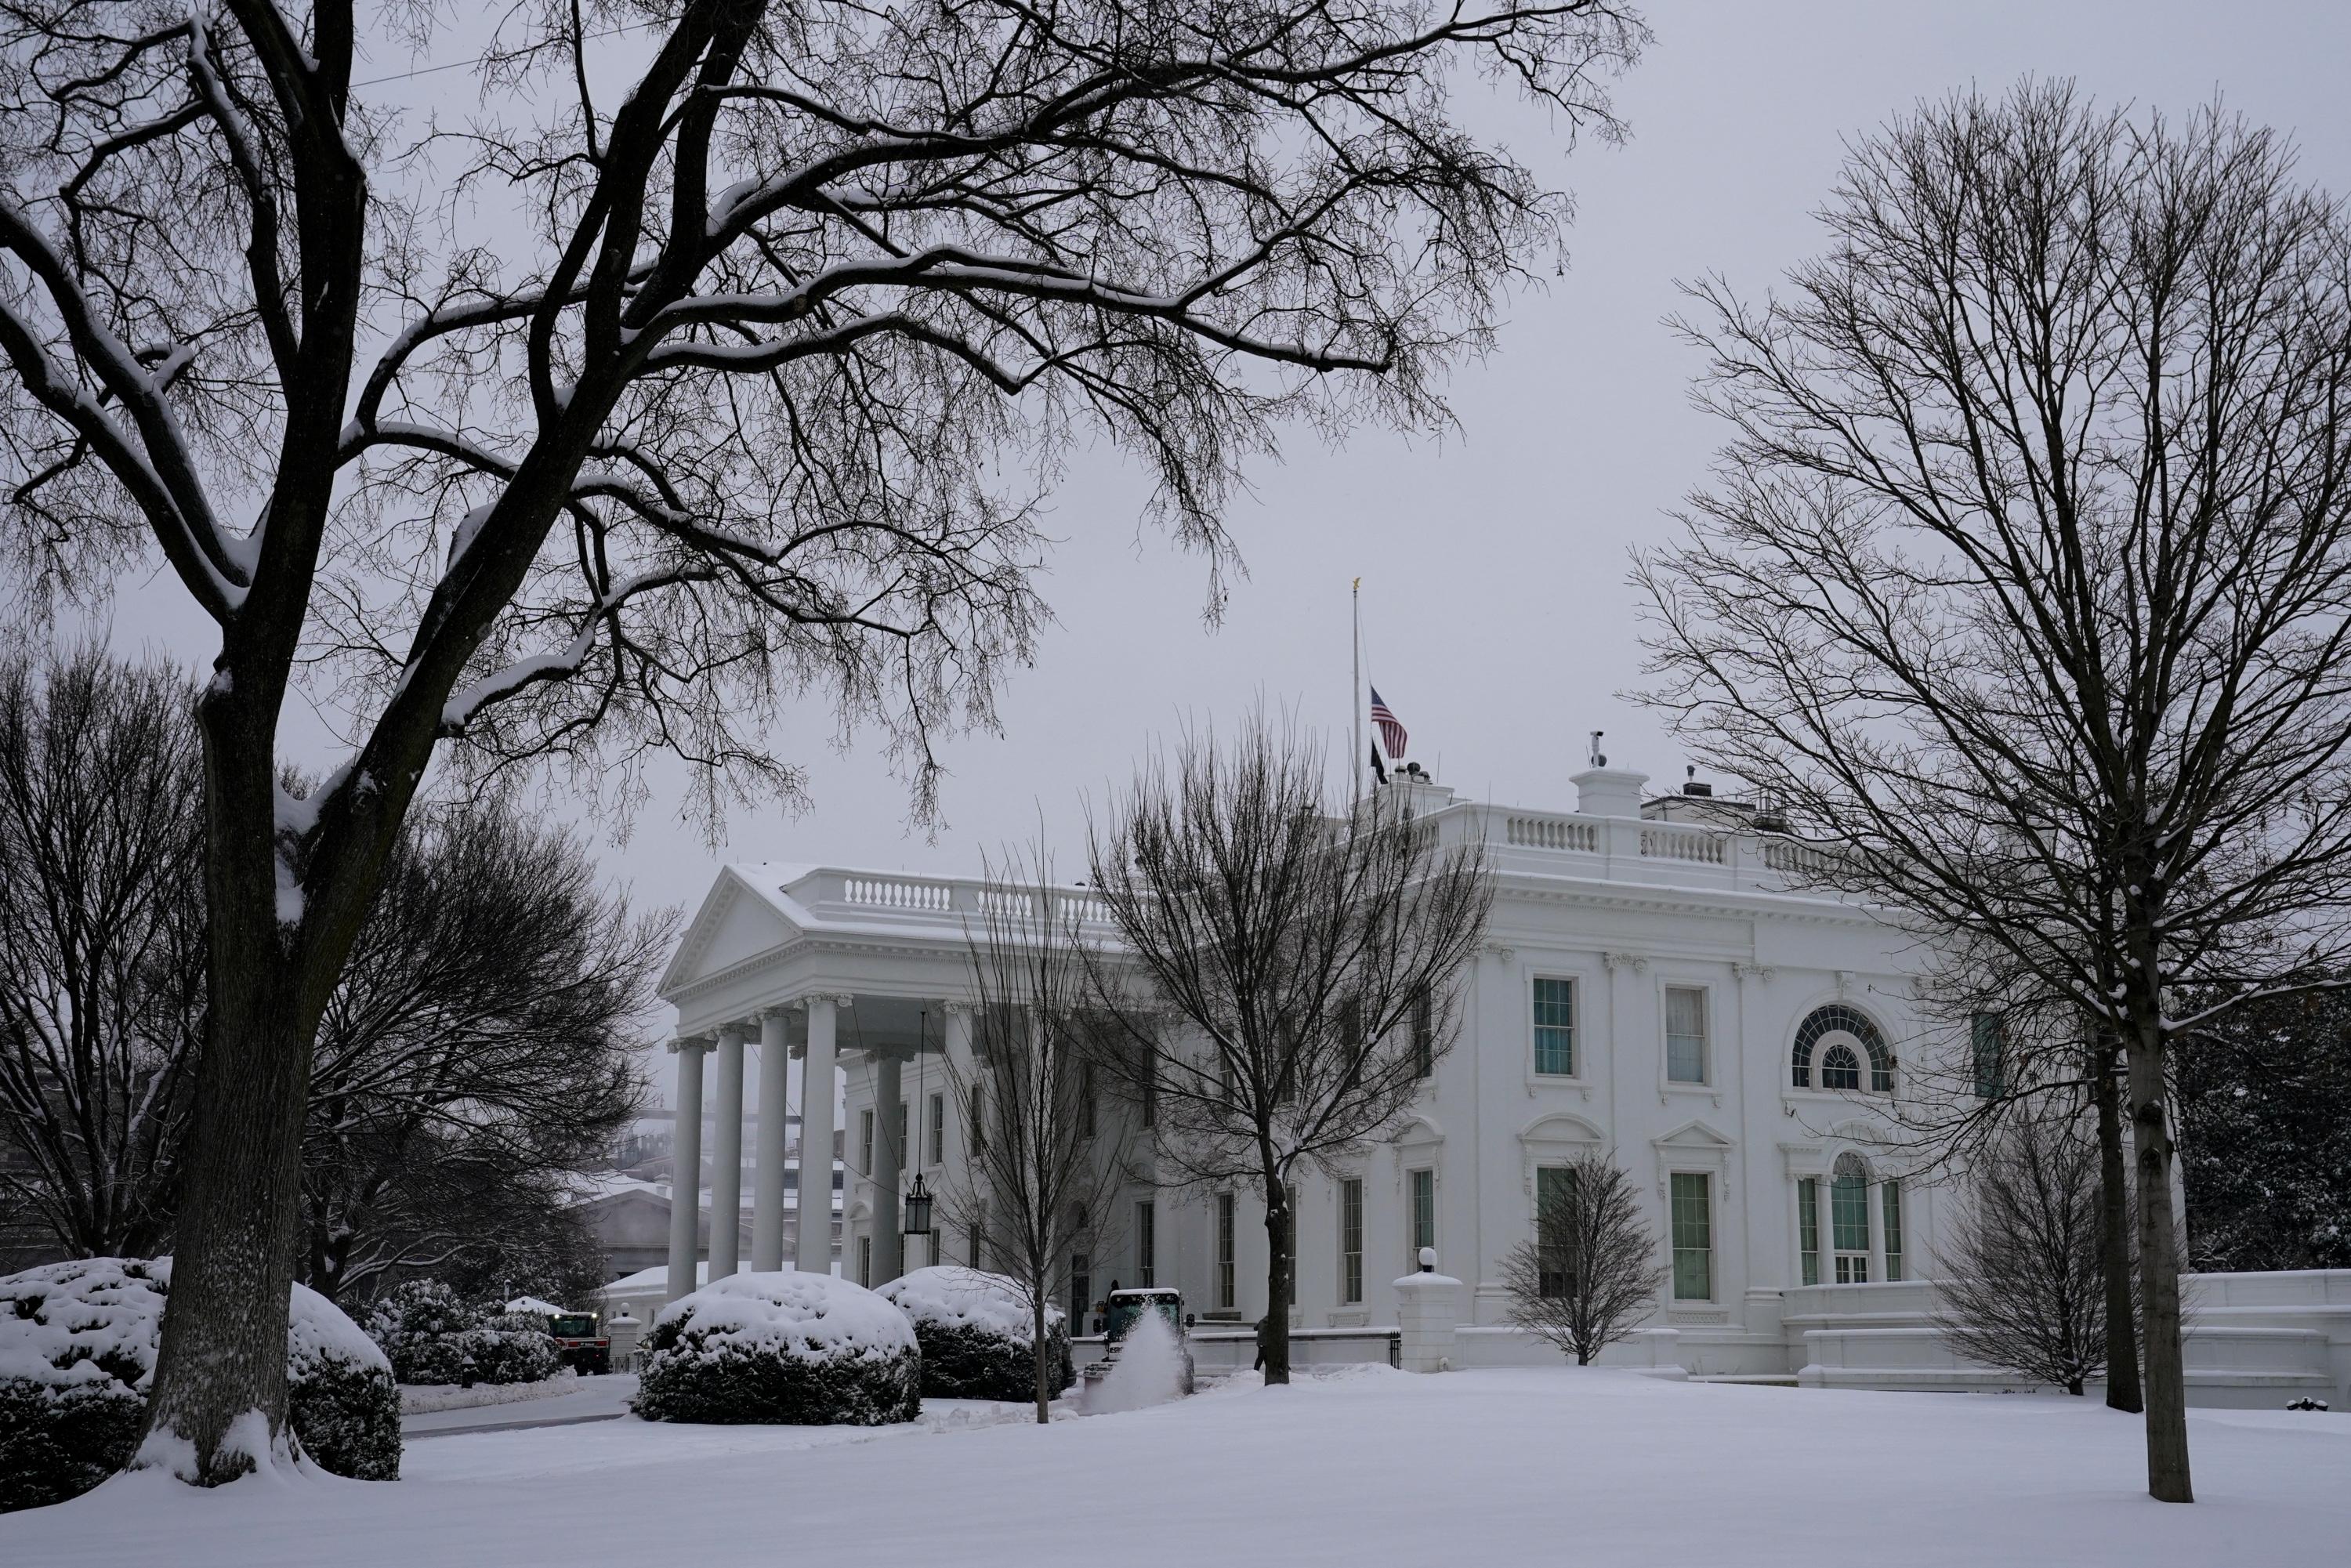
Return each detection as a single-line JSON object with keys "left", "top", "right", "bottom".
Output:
{"left": 1370, "top": 741, "right": 1388, "bottom": 784}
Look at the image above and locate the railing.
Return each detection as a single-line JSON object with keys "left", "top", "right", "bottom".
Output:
{"left": 1505, "top": 813, "right": 1599, "bottom": 852}
{"left": 1639, "top": 826, "right": 1726, "bottom": 864}
{"left": 1762, "top": 840, "right": 1835, "bottom": 878}
{"left": 839, "top": 875, "right": 954, "bottom": 911}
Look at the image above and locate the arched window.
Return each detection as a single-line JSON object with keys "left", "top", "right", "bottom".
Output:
{"left": 1790, "top": 1004, "right": 1894, "bottom": 1092}
{"left": 1830, "top": 1153, "right": 1871, "bottom": 1282}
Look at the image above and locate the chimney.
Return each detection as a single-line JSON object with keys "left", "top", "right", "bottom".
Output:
{"left": 1572, "top": 766, "right": 1649, "bottom": 819}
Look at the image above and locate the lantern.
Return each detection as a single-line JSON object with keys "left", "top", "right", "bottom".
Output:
{"left": 902, "top": 1172, "right": 934, "bottom": 1237}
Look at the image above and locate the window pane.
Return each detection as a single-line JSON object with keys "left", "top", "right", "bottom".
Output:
{"left": 1216, "top": 1193, "right": 1236, "bottom": 1309}
{"left": 1532, "top": 977, "right": 1575, "bottom": 1075}
{"left": 1409, "top": 1169, "right": 1436, "bottom": 1256}
{"left": 1971, "top": 1013, "right": 2005, "bottom": 1099}
{"left": 927, "top": 1093, "right": 944, "bottom": 1164}
{"left": 1798, "top": 1176, "right": 1820, "bottom": 1287}
{"left": 1670, "top": 1172, "right": 1712, "bottom": 1300}
{"left": 1666, "top": 985, "right": 1707, "bottom": 1083}
{"left": 1137, "top": 1200, "right": 1156, "bottom": 1288}
{"left": 1535, "top": 1166, "right": 1578, "bottom": 1298}
{"left": 1831, "top": 1170, "right": 1870, "bottom": 1252}
{"left": 1882, "top": 1181, "right": 1904, "bottom": 1282}
{"left": 1340, "top": 1179, "right": 1364, "bottom": 1303}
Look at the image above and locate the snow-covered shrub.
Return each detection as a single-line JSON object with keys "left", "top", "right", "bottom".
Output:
{"left": 876, "top": 1267, "right": 1072, "bottom": 1401}
{"left": 364, "top": 1284, "right": 557, "bottom": 1385}
{"left": 462, "top": 1318, "right": 561, "bottom": 1385}
{"left": 0, "top": 1257, "right": 400, "bottom": 1512}
{"left": 633, "top": 1272, "right": 921, "bottom": 1425}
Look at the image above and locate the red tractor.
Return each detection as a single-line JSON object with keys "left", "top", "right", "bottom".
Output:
{"left": 546, "top": 1312, "right": 612, "bottom": 1374}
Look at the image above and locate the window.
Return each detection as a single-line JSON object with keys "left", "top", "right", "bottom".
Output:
{"left": 1882, "top": 1181, "right": 1904, "bottom": 1282}
{"left": 1070, "top": 1252, "right": 1091, "bottom": 1331}
{"left": 1665, "top": 985, "right": 1708, "bottom": 1084}
{"left": 1285, "top": 1183, "right": 1299, "bottom": 1290}
{"left": 1136, "top": 1200, "right": 1157, "bottom": 1288}
{"left": 1535, "top": 1166, "right": 1579, "bottom": 1298}
{"left": 857, "top": 1234, "right": 873, "bottom": 1287}
{"left": 1798, "top": 1176, "right": 1820, "bottom": 1286}
{"left": 897, "top": 1100, "right": 907, "bottom": 1162}
{"left": 1532, "top": 977, "right": 1575, "bottom": 1076}
{"left": 860, "top": 1108, "right": 875, "bottom": 1171}
{"left": 1215, "top": 1193, "right": 1237, "bottom": 1310}
{"left": 1408, "top": 1168, "right": 1436, "bottom": 1259}
{"left": 927, "top": 1093, "right": 944, "bottom": 1165}
{"left": 1081, "top": 1060, "right": 1096, "bottom": 1139}
{"left": 1831, "top": 1153, "right": 1870, "bottom": 1282}
{"left": 1670, "top": 1172, "right": 1712, "bottom": 1300}
{"left": 1339, "top": 1179, "right": 1364, "bottom": 1303}
{"left": 969, "top": 1087, "right": 985, "bottom": 1156}
{"left": 1412, "top": 993, "right": 1435, "bottom": 1079}
{"left": 1971, "top": 1013, "right": 2005, "bottom": 1099}
{"left": 1791, "top": 1005, "right": 1894, "bottom": 1092}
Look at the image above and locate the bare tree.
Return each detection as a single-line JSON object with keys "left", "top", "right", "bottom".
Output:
{"left": 299, "top": 802, "right": 663, "bottom": 1303}
{"left": 1636, "top": 82, "right": 2351, "bottom": 1501}
{"left": 1085, "top": 717, "right": 1491, "bottom": 1384}
{"left": 0, "top": 0, "right": 1644, "bottom": 1480}
{"left": 1496, "top": 1152, "right": 1658, "bottom": 1366}
{"left": 0, "top": 645, "right": 658, "bottom": 1297}
{"left": 0, "top": 642, "right": 205, "bottom": 1258}
{"left": 943, "top": 851, "right": 1127, "bottom": 1423}
{"left": 1933, "top": 1113, "right": 2120, "bottom": 1396}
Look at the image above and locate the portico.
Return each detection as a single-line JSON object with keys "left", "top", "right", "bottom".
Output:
{"left": 654, "top": 869, "right": 1050, "bottom": 1304}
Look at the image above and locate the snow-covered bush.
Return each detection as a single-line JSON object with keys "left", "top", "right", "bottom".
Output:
{"left": 633, "top": 1272, "right": 921, "bottom": 1425}
{"left": 876, "top": 1267, "right": 1072, "bottom": 1402}
{"left": 0, "top": 1257, "right": 400, "bottom": 1512}
{"left": 365, "top": 1282, "right": 558, "bottom": 1385}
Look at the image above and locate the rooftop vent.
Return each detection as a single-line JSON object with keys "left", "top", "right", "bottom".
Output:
{"left": 1683, "top": 781, "right": 1714, "bottom": 798}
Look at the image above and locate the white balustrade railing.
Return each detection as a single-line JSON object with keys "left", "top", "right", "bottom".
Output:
{"left": 1638, "top": 826, "right": 1726, "bottom": 865}
{"left": 1505, "top": 813, "right": 1599, "bottom": 852}
{"left": 839, "top": 875, "right": 954, "bottom": 912}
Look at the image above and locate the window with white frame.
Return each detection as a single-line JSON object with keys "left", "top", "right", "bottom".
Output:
{"left": 1136, "top": 1200, "right": 1156, "bottom": 1288}
{"left": 1339, "top": 1179, "right": 1364, "bottom": 1303}
{"left": 857, "top": 1234, "right": 873, "bottom": 1287}
{"left": 1215, "top": 1193, "right": 1237, "bottom": 1310}
{"left": 1665, "top": 985, "right": 1708, "bottom": 1084}
{"left": 1882, "top": 1180, "right": 1904, "bottom": 1282}
{"left": 1532, "top": 977, "right": 1575, "bottom": 1076}
{"left": 1831, "top": 1153, "right": 1871, "bottom": 1282}
{"left": 927, "top": 1092, "right": 944, "bottom": 1165}
{"left": 1797, "top": 1175, "right": 1820, "bottom": 1286}
{"left": 859, "top": 1107, "right": 875, "bottom": 1171}
{"left": 1670, "top": 1171, "right": 1712, "bottom": 1300}
{"left": 1535, "top": 1165, "right": 1578, "bottom": 1298}
{"left": 1408, "top": 1168, "right": 1436, "bottom": 1258}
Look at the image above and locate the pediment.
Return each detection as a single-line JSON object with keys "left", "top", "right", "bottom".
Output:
{"left": 1518, "top": 1111, "right": 1605, "bottom": 1146}
{"left": 659, "top": 867, "right": 804, "bottom": 997}
{"left": 1652, "top": 1118, "right": 1735, "bottom": 1152}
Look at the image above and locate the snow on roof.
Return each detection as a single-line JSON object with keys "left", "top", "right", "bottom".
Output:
{"left": 505, "top": 1296, "right": 570, "bottom": 1317}
{"left": 876, "top": 1267, "right": 1063, "bottom": 1342}
{"left": 655, "top": 1271, "right": 915, "bottom": 1364}
{"left": 0, "top": 1256, "right": 386, "bottom": 1393}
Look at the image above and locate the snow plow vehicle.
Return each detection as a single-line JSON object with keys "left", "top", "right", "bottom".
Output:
{"left": 547, "top": 1312, "right": 612, "bottom": 1374}
{"left": 1079, "top": 1287, "right": 1197, "bottom": 1397}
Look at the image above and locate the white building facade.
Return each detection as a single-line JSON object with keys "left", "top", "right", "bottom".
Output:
{"left": 657, "top": 764, "right": 1947, "bottom": 1380}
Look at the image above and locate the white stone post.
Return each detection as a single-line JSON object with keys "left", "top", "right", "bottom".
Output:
{"left": 752, "top": 1007, "right": 790, "bottom": 1272}
{"left": 872, "top": 1052, "right": 903, "bottom": 1283}
{"left": 665, "top": 1036, "right": 709, "bottom": 1305}
{"left": 795, "top": 996, "right": 843, "bottom": 1273}
{"left": 709, "top": 1023, "right": 746, "bottom": 1280}
{"left": 1393, "top": 1248, "right": 1462, "bottom": 1373}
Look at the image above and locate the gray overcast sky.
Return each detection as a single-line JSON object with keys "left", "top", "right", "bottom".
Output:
{"left": 92, "top": 1, "right": 2351, "bottom": 936}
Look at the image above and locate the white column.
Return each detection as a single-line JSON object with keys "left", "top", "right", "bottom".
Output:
{"left": 1817, "top": 1175, "right": 1838, "bottom": 1286}
{"left": 943, "top": 1001, "right": 976, "bottom": 1260}
{"left": 752, "top": 1008, "right": 790, "bottom": 1272}
{"left": 1867, "top": 1179, "right": 1888, "bottom": 1286}
{"left": 665, "top": 1036, "right": 709, "bottom": 1305}
{"left": 795, "top": 996, "right": 843, "bottom": 1273}
{"left": 710, "top": 1023, "right": 746, "bottom": 1280}
{"left": 872, "top": 1052, "right": 903, "bottom": 1284}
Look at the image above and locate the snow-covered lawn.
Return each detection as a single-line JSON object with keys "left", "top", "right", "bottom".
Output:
{"left": 6, "top": 1367, "right": 2346, "bottom": 1566}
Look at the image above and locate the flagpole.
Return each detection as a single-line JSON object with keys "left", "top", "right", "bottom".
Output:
{"left": 1352, "top": 577, "right": 1363, "bottom": 799}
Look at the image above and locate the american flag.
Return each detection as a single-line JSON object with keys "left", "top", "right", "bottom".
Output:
{"left": 1369, "top": 686, "right": 1407, "bottom": 759}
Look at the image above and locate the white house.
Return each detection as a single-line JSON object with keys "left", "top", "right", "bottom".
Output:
{"left": 654, "top": 762, "right": 1957, "bottom": 1381}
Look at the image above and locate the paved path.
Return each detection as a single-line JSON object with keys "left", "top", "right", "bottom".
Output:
{"left": 403, "top": 1374, "right": 639, "bottom": 1438}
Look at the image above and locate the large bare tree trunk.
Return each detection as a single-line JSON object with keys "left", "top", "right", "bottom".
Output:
{"left": 2126, "top": 1028, "right": 2192, "bottom": 1503}
{"left": 1261, "top": 1181, "right": 1293, "bottom": 1385}
{"left": 2091, "top": 1039, "right": 2143, "bottom": 1414}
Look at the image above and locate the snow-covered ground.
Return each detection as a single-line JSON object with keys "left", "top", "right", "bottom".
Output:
{"left": 400, "top": 1374, "right": 637, "bottom": 1436}
{"left": 6, "top": 1368, "right": 2345, "bottom": 1566}
{"left": 398, "top": 1371, "right": 582, "bottom": 1417}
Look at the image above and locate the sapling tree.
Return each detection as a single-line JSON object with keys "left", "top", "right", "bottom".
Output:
{"left": 1496, "top": 1152, "right": 1658, "bottom": 1365}
{"left": 1639, "top": 82, "right": 2351, "bottom": 1501}
{"left": 1084, "top": 717, "right": 1491, "bottom": 1384}
{"left": 943, "top": 852, "right": 1126, "bottom": 1423}
{"left": 0, "top": 0, "right": 1645, "bottom": 1479}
